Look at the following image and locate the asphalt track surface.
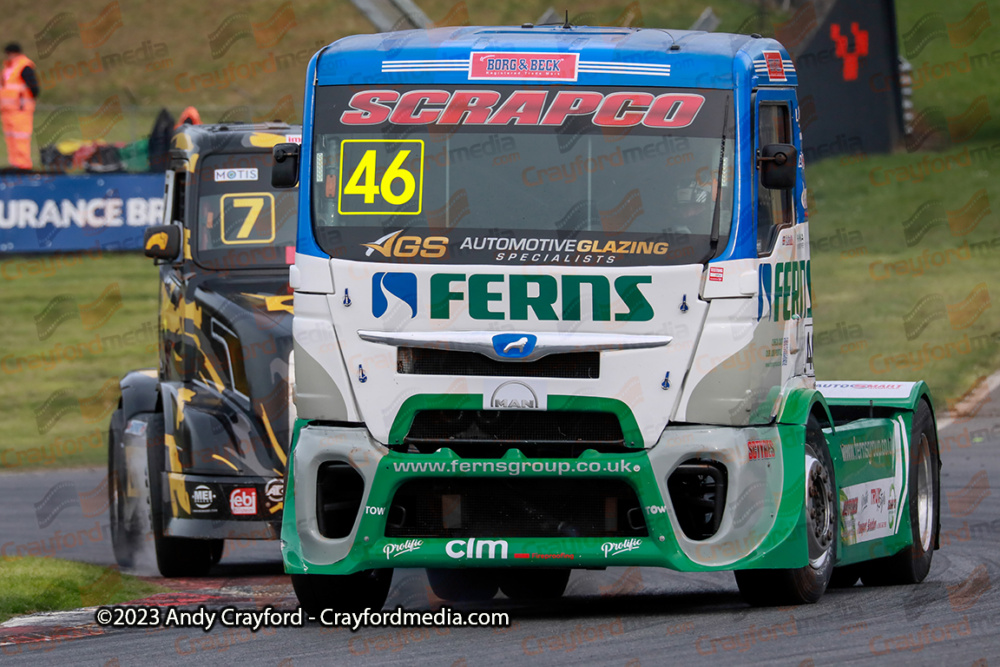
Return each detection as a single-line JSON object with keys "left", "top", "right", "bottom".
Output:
{"left": 2, "top": 381, "right": 999, "bottom": 665}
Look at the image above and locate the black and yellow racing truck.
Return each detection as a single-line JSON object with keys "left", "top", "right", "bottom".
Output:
{"left": 108, "top": 122, "right": 300, "bottom": 576}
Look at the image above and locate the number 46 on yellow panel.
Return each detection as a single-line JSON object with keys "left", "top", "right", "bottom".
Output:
{"left": 338, "top": 140, "right": 425, "bottom": 216}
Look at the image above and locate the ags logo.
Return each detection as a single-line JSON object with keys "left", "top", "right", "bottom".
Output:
{"left": 363, "top": 230, "right": 448, "bottom": 259}
{"left": 229, "top": 488, "right": 257, "bottom": 515}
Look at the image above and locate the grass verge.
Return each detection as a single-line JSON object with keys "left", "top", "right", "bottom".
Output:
{"left": 0, "top": 251, "right": 160, "bottom": 470}
{"left": 0, "top": 556, "right": 165, "bottom": 623}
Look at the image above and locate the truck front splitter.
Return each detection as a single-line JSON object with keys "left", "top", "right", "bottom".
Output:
{"left": 281, "top": 422, "right": 808, "bottom": 575}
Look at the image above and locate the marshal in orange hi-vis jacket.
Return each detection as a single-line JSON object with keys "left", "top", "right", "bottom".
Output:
{"left": 1, "top": 43, "right": 39, "bottom": 170}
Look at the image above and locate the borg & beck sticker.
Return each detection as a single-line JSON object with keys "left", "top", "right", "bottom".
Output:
{"left": 470, "top": 52, "right": 579, "bottom": 81}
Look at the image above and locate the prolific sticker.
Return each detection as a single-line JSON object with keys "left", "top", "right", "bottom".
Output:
{"left": 601, "top": 538, "right": 642, "bottom": 557}
{"left": 383, "top": 539, "right": 423, "bottom": 559}
{"left": 470, "top": 52, "right": 579, "bottom": 81}
{"left": 483, "top": 379, "right": 546, "bottom": 410}
{"left": 709, "top": 266, "right": 724, "bottom": 282}
{"left": 192, "top": 484, "right": 215, "bottom": 510}
{"left": 265, "top": 478, "right": 285, "bottom": 503}
{"left": 229, "top": 487, "right": 257, "bottom": 516}
{"left": 762, "top": 51, "right": 786, "bottom": 82}
{"left": 214, "top": 168, "right": 258, "bottom": 182}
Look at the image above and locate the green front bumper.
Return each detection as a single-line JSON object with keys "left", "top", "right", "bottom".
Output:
{"left": 280, "top": 420, "right": 809, "bottom": 575}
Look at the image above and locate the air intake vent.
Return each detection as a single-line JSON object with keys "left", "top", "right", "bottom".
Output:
{"left": 398, "top": 347, "right": 599, "bottom": 379}
{"left": 404, "top": 410, "right": 626, "bottom": 456}
{"left": 667, "top": 459, "right": 728, "bottom": 541}
{"left": 385, "top": 478, "right": 646, "bottom": 538}
{"left": 316, "top": 461, "right": 365, "bottom": 539}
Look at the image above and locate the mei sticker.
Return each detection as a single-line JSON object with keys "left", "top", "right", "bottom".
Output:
{"left": 215, "top": 168, "right": 258, "bottom": 182}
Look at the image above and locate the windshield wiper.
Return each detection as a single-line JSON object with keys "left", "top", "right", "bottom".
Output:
{"left": 708, "top": 95, "right": 730, "bottom": 252}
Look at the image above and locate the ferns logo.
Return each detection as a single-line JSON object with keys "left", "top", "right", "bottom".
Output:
{"left": 372, "top": 272, "right": 417, "bottom": 318}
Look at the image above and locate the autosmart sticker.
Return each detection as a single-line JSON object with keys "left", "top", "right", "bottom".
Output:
{"left": 839, "top": 478, "right": 895, "bottom": 545}
{"left": 214, "top": 168, "right": 258, "bottom": 182}
{"left": 816, "top": 381, "right": 916, "bottom": 400}
{"left": 229, "top": 487, "right": 257, "bottom": 516}
{"left": 470, "top": 52, "right": 579, "bottom": 81}
{"left": 192, "top": 484, "right": 215, "bottom": 511}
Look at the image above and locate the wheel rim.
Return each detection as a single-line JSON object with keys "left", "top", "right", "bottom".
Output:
{"left": 805, "top": 450, "right": 835, "bottom": 569}
{"left": 915, "top": 433, "right": 934, "bottom": 552}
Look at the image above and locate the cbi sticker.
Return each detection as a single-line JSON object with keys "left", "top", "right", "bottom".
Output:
{"left": 220, "top": 193, "right": 276, "bottom": 245}
{"left": 338, "top": 140, "right": 424, "bottom": 215}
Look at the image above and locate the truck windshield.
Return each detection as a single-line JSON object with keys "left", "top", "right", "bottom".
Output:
{"left": 196, "top": 152, "right": 297, "bottom": 270}
{"left": 311, "top": 85, "right": 732, "bottom": 266}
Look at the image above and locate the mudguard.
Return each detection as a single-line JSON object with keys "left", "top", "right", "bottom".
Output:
{"left": 118, "top": 369, "right": 160, "bottom": 422}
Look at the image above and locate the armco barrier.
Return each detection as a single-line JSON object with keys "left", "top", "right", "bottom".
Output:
{"left": 0, "top": 172, "right": 164, "bottom": 254}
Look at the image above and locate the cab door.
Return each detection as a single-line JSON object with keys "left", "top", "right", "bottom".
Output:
{"left": 752, "top": 88, "right": 812, "bottom": 416}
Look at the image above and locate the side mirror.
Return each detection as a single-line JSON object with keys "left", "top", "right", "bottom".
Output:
{"left": 758, "top": 143, "right": 798, "bottom": 190}
{"left": 272, "top": 143, "right": 300, "bottom": 188}
{"left": 143, "top": 224, "right": 181, "bottom": 260}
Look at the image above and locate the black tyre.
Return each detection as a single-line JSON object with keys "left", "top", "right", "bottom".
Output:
{"left": 860, "top": 400, "right": 940, "bottom": 586}
{"left": 108, "top": 409, "right": 142, "bottom": 568}
{"left": 735, "top": 416, "right": 836, "bottom": 606}
{"left": 291, "top": 570, "right": 393, "bottom": 617}
{"left": 146, "top": 414, "right": 221, "bottom": 577}
{"left": 427, "top": 568, "right": 499, "bottom": 602}
{"left": 499, "top": 569, "right": 571, "bottom": 600}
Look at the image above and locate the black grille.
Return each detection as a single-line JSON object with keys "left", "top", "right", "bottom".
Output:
{"left": 404, "top": 410, "right": 626, "bottom": 455}
{"left": 398, "top": 347, "right": 599, "bottom": 379}
{"left": 385, "top": 478, "right": 647, "bottom": 538}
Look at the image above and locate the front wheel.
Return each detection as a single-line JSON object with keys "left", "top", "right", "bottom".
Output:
{"left": 292, "top": 570, "right": 393, "bottom": 617}
{"left": 735, "top": 416, "right": 836, "bottom": 606}
{"left": 145, "top": 414, "right": 221, "bottom": 577}
{"left": 108, "top": 409, "right": 144, "bottom": 568}
{"left": 860, "top": 400, "right": 940, "bottom": 586}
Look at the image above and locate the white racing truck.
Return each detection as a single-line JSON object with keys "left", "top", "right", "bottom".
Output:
{"left": 270, "top": 25, "right": 941, "bottom": 613}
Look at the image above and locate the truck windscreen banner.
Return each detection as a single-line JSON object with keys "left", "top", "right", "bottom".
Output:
{"left": 0, "top": 173, "right": 164, "bottom": 254}
{"left": 311, "top": 85, "right": 733, "bottom": 266}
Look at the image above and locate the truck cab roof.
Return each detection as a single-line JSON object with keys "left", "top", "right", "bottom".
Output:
{"left": 315, "top": 25, "right": 796, "bottom": 89}
{"left": 170, "top": 122, "right": 302, "bottom": 163}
